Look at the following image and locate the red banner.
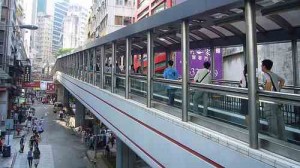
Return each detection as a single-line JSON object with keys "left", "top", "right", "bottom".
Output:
{"left": 46, "top": 83, "right": 55, "bottom": 93}
{"left": 22, "top": 81, "right": 40, "bottom": 88}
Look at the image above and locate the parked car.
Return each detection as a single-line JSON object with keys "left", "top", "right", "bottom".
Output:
{"left": 53, "top": 102, "right": 63, "bottom": 113}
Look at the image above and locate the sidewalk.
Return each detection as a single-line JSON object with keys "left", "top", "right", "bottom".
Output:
{"left": 86, "top": 143, "right": 116, "bottom": 168}
{"left": 0, "top": 125, "right": 26, "bottom": 168}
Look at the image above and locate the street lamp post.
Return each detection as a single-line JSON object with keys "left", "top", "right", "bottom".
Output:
{"left": 0, "top": 24, "right": 39, "bottom": 30}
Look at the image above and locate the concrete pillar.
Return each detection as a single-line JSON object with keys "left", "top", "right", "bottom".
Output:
{"left": 63, "top": 88, "right": 70, "bottom": 108}
{"left": 116, "top": 138, "right": 136, "bottom": 168}
{"left": 75, "top": 99, "right": 85, "bottom": 127}
{"left": 56, "top": 84, "right": 64, "bottom": 103}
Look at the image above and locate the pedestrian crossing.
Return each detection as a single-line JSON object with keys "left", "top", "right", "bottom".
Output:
{"left": 14, "top": 145, "right": 54, "bottom": 168}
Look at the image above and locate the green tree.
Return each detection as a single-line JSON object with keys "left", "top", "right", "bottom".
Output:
{"left": 55, "top": 48, "right": 74, "bottom": 57}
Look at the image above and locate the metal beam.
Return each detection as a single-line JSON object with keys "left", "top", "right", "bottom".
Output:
{"left": 266, "top": 14, "right": 294, "bottom": 33}
{"left": 190, "top": 30, "right": 211, "bottom": 40}
{"left": 292, "top": 40, "right": 299, "bottom": 94}
{"left": 147, "top": 31, "right": 154, "bottom": 108}
{"left": 125, "top": 38, "right": 131, "bottom": 99}
{"left": 93, "top": 48, "right": 96, "bottom": 85}
{"left": 206, "top": 27, "right": 226, "bottom": 38}
{"left": 221, "top": 24, "right": 245, "bottom": 37}
{"left": 261, "top": 0, "right": 300, "bottom": 16}
{"left": 112, "top": 42, "right": 116, "bottom": 93}
{"left": 245, "top": 0, "right": 258, "bottom": 149}
{"left": 182, "top": 20, "right": 189, "bottom": 122}
{"left": 100, "top": 46, "right": 105, "bottom": 89}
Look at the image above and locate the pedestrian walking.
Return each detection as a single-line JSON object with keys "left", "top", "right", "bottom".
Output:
{"left": 0, "top": 137, "right": 3, "bottom": 154}
{"left": 261, "top": 59, "right": 286, "bottom": 140}
{"left": 239, "top": 64, "right": 249, "bottom": 126}
{"left": 33, "top": 147, "right": 41, "bottom": 168}
{"left": 19, "top": 135, "right": 25, "bottom": 153}
{"left": 163, "top": 60, "right": 179, "bottom": 106}
{"left": 37, "top": 123, "right": 44, "bottom": 139}
{"left": 192, "top": 61, "right": 211, "bottom": 113}
{"left": 27, "top": 148, "right": 33, "bottom": 168}
{"left": 109, "top": 136, "right": 115, "bottom": 148}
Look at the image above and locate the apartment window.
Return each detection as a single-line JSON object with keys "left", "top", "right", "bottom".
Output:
{"left": 115, "top": 16, "right": 123, "bottom": 25}
{"left": 124, "top": 17, "right": 132, "bottom": 25}
{"left": 152, "top": 3, "right": 165, "bottom": 14}
{"left": 116, "top": 0, "right": 123, "bottom": 5}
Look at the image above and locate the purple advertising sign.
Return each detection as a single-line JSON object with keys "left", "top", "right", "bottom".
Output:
{"left": 174, "top": 48, "right": 223, "bottom": 79}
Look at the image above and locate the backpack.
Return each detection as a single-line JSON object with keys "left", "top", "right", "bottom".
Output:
{"left": 27, "top": 151, "right": 33, "bottom": 158}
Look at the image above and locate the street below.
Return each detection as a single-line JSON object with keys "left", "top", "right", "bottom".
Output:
{"left": 13, "top": 103, "right": 89, "bottom": 168}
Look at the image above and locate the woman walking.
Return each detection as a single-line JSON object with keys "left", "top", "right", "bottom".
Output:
{"left": 33, "top": 147, "right": 41, "bottom": 168}
{"left": 27, "top": 148, "right": 33, "bottom": 168}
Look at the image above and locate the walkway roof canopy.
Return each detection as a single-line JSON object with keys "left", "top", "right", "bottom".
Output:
{"left": 58, "top": 0, "right": 300, "bottom": 58}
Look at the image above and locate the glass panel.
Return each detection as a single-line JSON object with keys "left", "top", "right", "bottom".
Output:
{"left": 188, "top": 88, "right": 249, "bottom": 142}
{"left": 152, "top": 82, "right": 182, "bottom": 118}
{"left": 259, "top": 101, "right": 300, "bottom": 142}
{"left": 104, "top": 73, "right": 111, "bottom": 92}
{"left": 115, "top": 76, "right": 125, "bottom": 97}
{"left": 95, "top": 72, "right": 101, "bottom": 87}
{"left": 129, "top": 78, "right": 147, "bottom": 105}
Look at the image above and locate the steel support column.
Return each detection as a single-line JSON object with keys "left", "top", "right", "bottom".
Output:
{"left": 245, "top": 0, "right": 258, "bottom": 149}
{"left": 147, "top": 31, "right": 154, "bottom": 108}
{"left": 182, "top": 20, "right": 190, "bottom": 122}
{"left": 125, "top": 38, "right": 131, "bottom": 99}
{"left": 78, "top": 53, "right": 80, "bottom": 78}
{"left": 243, "top": 42, "right": 247, "bottom": 64}
{"left": 87, "top": 50, "right": 91, "bottom": 83}
{"left": 112, "top": 42, "right": 116, "bottom": 93}
{"left": 100, "top": 46, "right": 105, "bottom": 89}
{"left": 166, "top": 49, "right": 171, "bottom": 67}
{"left": 210, "top": 46, "right": 215, "bottom": 81}
{"left": 83, "top": 52, "right": 85, "bottom": 80}
{"left": 292, "top": 40, "right": 299, "bottom": 94}
{"left": 140, "top": 53, "right": 144, "bottom": 75}
{"left": 93, "top": 48, "right": 96, "bottom": 85}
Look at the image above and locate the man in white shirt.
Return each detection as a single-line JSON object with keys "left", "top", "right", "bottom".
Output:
{"left": 261, "top": 59, "right": 286, "bottom": 140}
{"left": 192, "top": 61, "right": 211, "bottom": 113}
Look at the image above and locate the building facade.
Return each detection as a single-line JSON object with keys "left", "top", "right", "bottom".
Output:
{"left": 134, "top": 0, "right": 186, "bottom": 22}
{"left": 0, "top": 0, "right": 29, "bottom": 121}
{"left": 52, "top": 0, "right": 69, "bottom": 54}
{"left": 87, "top": 0, "right": 135, "bottom": 41}
{"left": 63, "top": 4, "right": 88, "bottom": 49}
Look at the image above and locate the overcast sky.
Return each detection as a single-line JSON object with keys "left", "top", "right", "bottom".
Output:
{"left": 69, "top": 0, "right": 92, "bottom": 9}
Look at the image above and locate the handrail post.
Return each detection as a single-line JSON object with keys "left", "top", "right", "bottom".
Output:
{"left": 112, "top": 42, "right": 116, "bottom": 93}
{"left": 100, "top": 46, "right": 105, "bottom": 89}
{"left": 245, "top": 0, "right": 259, "bottom": 149}
{"left": 147, "top": 31, "right": 154, "bottom": 108}
{"left": 292, "top": 40, "right": 299, "bottom": 94}
{"left": 125, "top": 38, "right": 131, "bottom": 99}
{"left": 182, "top": 20, "right": 189, "bottom": 122}
{"left": 93, "top": 48, "right": 96, "bottom": 85}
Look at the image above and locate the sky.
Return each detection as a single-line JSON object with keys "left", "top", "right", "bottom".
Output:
{"left": 69, "top": 0, "right": 93, "bottom": 9}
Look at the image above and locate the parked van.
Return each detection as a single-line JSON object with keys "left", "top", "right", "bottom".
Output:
{"left": 53, "top": 102, "right": 63, "bottom": 113}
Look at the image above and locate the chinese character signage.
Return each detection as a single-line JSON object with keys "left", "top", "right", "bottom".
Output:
{"left": 175, "top": 48, "right": 223, "bottom": 79}
{"left": 23, "top": 66, "right": 31, "bottom": 82}
{"left": 22, "top": 81, "right": 40, "bottom": 88}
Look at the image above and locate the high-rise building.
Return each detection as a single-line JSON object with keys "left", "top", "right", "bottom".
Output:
{"left": 36, "top": 14, "right": 54, "bottom": 67}
{"left": 134, "top": 0, "right": 186, "bottom": 22}
{"left": 63, "top": 4, "right": 88, "bottom": 49}
{"left": 52, "top": 0, "right": 69, "bottom": 54}
{"left": 87, "top": 0, "right": 134, "bottom": 41}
